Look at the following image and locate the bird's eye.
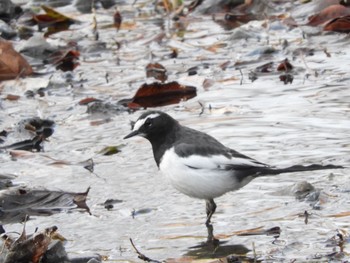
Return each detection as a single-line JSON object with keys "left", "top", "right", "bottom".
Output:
{"left": 144, "top": 118, "right": 152, "bottom": 127}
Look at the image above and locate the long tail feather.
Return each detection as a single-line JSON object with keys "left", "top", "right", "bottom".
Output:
{"left": 262, "top": 164, "right": 343, "bottom": 175}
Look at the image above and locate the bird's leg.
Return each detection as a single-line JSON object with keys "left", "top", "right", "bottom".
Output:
{"left": 205, "top": 199, "right": 219, "bottom": 245}
{"left": 205, "top": 199, "right": 216, "bottom": 226}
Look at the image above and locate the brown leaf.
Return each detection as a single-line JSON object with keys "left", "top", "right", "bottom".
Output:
{"left": 3, "top": 226, "right": 59, "bottom": 263}
{"left": 48, "top": 49, "right": 80, "bottom": 71}
{"left": 255, "top": 62, "right": 274, "bottom": 73}
{"left": 215, "top": 12, "right": 263, "bottom": 30}
{"left": 146, "top": 63, "right": 167, "bottom": 82}
{"left": 308, "top": 5, "right": 350, "bottom": 26}
{"left": 277, "top": 58, "right": 293, "bottom": 71}
{"left": 327, "top": 211, "right": 350, "bottom": 217}
{"left": 0, "top": 40, "right": 33, "bottom": 81}
{"left": 33, "top": 5, "right": 77, "bottom": 36}
{"left": 5, "top": 94, "right": 21, "bottom": 101}
{"left": 324, "top": 15, "right": 350, "bottom": 32}
{"left": 169, "top": 48, "right": 178, "bottom": 58}
{"left": 123, "top": 81, "right": 197, "bottom": 108}
{"left": 113, "top": 9, "right": 122, "bottom": 31}
{"left": 78, "top": 97, "right": 100, "bottom": 105}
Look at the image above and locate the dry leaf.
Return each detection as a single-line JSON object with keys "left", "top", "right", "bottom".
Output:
{"left": 324, "top": 15, "right": 350, "bottom": 32}
{"left": 113, "top": 9, "right": 122, "bottom": 31}
{"left": 33, "top": 5, "right": 77, "bottom": 36}
{"left": 308, "top": 5, "right": 350, "bottom": 26}
{"left": 327, "top": 211, "right": 350, "bottom": 218}
{"left": 146, "top": 63, "right": 167, "bottom": 82}
{"left": 120, "top": 81, "right": 197, "bottom": 108}
{"left": 0, "top": 40, "right": 33, "bottom": 81}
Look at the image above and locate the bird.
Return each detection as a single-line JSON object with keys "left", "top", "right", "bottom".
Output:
{"left": 124, "top": 110, "right": 343, "bottom": 242}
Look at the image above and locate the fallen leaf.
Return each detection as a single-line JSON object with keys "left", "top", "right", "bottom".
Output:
{"left": 78, "top": 97, "right": 101, "bottom": 105}
{"left": 47, "top": 49, "right": 80, "bottom": 71}
{"left": 5, "top": 94, "right": 20, "bottom": 101}
{"left": 308, "top": 5, "right": 350, "bottom": 26}
{"left": 0, "top": 187, "right": 90, "bottom": 224}
{"left": 33, "top": 5, "right": 78, "bottom": 36}
{"left": 255, "top": 62, "right": 274, "bottom": 73}
{"left": 277, "top": 58, "right": 293, "bottom": 71}
{"left": 146, "top": 63, "right": 167, "bottom": 82}
{"left": 327, "top": 211, "right": 350, "bottom": 217}
{"left": 120, "top": 81, "right": 197, "bottom": 108}
{"left": 99, "top": 145, "right": 125, "bottom": 156}
{"left": 3, "top": 226, "right": 59, "bottom": 263}
{"left": 324, "top": 15, "right": 350, "bottom": 32}
{"left": 113, "top": 9, "right": 122, "bottom": 31}
{"left": 0, "top": 40, "right": 33, "bottom": 81}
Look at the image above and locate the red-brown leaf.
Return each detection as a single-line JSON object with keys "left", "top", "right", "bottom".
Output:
{"left": 308, "top": 5, "right": 350, "bottom": 26}
{"left": 113, "top": 10, "right": 122, "bottom": 31}
{"left": 0, "top": 40, "right": 33, "bottom": 81}
{"left": 5, "top": 94, "right": 21, "bottom": 101}
{"left": 48, "top": 49, "right": 80, "bottom": 72}
{"left": 32, "top": 5, "right": 77, "bottom": 36}
{"left": 277, "top": 58, "right": 293, "bottom": 71}
{"left": 324, "top": 15, "right": 350, "bottom": 32}
{"left": 79, "top": 97, "right": 100, "bottom": 105}
{"left": 126, "top": 81, "right": 197, "bottom": 108}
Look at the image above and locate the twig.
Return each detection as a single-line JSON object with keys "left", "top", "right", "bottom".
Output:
{"left": 304, "top": 210, "right": 309, "bottom": 225}
{"left": 252, "top": 242, "right": 257, "bottom": 263}
{"left": 198, "top": 101, "right": 205, "bottom": 116}
{"left": 239, "top": 68, "right": 244, "bottom": 85}
{"left": 91, "top": 0, "right": 99, "bottom": 41}
{"left": 129, "top": 238, "right": 162, "bottom": 263}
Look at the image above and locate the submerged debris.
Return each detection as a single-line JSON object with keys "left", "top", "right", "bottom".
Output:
{"left": 0, "top": 118, "right": 55, "bottom": 152}
{"left": 0, "top": 187, "right": 90, "bottom": 224}
{"left": 0, "top": 225, "right": 102, "bottom": 263}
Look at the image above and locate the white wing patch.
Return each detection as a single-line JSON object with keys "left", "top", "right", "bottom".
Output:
{"left": 133, "top": 113, "right": 160, "bottom": 131}
{"left": 159, "top": 147, "right": 264, "bottom": 199}
{"left": 182, "top": 153, "right": 266, "bottom": 170}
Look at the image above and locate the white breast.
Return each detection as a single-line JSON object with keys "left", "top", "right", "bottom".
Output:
{"left": 159, "top": 148, "right": 245, "bottom": 200}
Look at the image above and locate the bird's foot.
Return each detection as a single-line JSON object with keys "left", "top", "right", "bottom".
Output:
{"left": 205, "top": 222, "right": 219, "bottom": 248}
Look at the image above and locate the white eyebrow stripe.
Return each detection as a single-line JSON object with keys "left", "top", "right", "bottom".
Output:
{"left": 133, "top": 113, "right": 160, "bottom": 131}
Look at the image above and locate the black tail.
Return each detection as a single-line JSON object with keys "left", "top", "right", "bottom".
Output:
{"left": 261, "top": 164, "right": 344, "bottom": 176}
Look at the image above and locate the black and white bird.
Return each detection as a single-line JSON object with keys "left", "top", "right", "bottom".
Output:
{"left": 124, "top": 111, "right": 342, "bottom": 239}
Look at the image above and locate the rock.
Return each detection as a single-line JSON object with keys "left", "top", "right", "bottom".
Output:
{"left": 0, "top": 0, "right": 22, "bottom": 23}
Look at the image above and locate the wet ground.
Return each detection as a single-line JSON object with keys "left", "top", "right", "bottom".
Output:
{"left": 1, "top": 0, "right": 350, "bottom": 262}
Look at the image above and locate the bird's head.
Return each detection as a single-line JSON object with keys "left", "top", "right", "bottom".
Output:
{"left": 124, "top": 111, "right": 177, "bottom": 141}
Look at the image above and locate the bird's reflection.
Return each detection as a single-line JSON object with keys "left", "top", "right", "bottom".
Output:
{"left": 183, "top": 224, "right": 281, "bottom": 261}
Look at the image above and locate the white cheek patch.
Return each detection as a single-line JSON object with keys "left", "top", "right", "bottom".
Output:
{"left": 133, "top": 113, "right": 160, "bottom": 131}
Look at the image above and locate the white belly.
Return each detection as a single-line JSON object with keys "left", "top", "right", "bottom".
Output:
{"left": 159, "top": 148, "right": 241, "bottom": 200}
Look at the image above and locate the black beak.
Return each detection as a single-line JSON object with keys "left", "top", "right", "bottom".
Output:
{"left": 123, "top": 130, "right": 139, "bottom": 139}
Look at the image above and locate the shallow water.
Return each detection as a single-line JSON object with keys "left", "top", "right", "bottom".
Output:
{"left": 1, "top": 0, "right": 350, "bottom": 262}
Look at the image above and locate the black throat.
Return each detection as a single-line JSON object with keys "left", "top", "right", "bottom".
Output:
{"left": 147, "top": 123, "right": 179, "bottom": 167}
